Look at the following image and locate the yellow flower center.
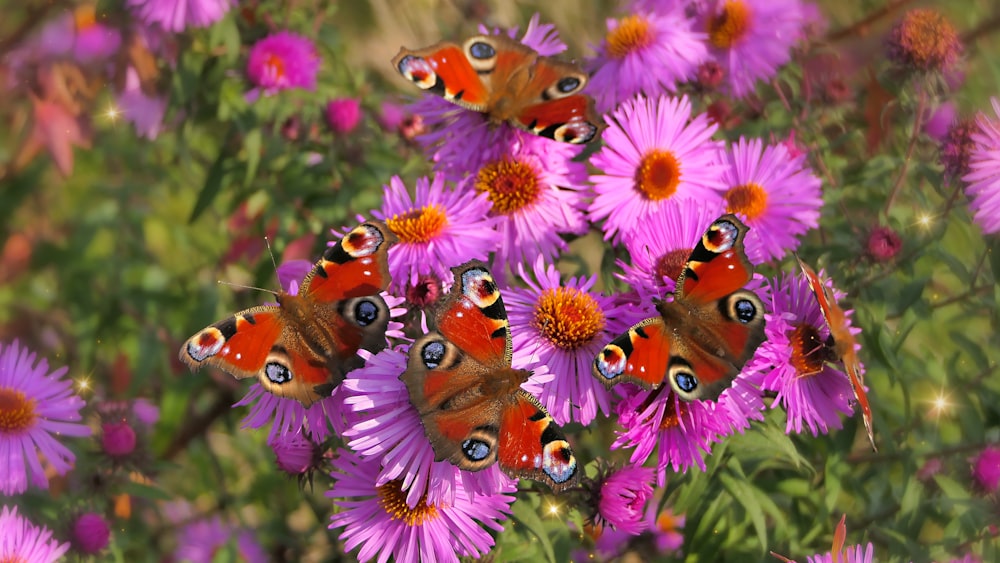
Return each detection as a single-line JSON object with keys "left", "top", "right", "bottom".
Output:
{"left": 654, "top": 248, "right": 691, "bottom": 287}
{"left": 656, "top": 510, "right": 680, "bottom": 533}
{"left": 385, "top": 205, "right": 448, "bottom": 243}
{"left": 0, "top": 388, "right": 37, "bottom": 433}
{"left": 708, "top": 1, "right": 753, "bottom": 49}
{"left": 789, "top": 323, "right": 828, "bottom": 377}
{"left": 475, "top": 158, "right": 540, "bottom": 214}
{"left": 725, "top": 182, "right": 768, "bottom": 220}
{"left": 377, "top": 479, "right": 439, "bottom": 526}
{"left": 606, "top": 15, "right": 653, "bottom": 59}
{"left": 531, "top": 288, "right": 606, "bottom": 350}
{"left": 635, "top": 150, "right": 682, "bottom": 201}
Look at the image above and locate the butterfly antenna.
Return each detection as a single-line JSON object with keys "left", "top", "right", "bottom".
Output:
{"left": 264, "top": 236, "right": 282, "bottom": 290}
{"left": 217, "top": 280, "right": 279, "bottom": 297}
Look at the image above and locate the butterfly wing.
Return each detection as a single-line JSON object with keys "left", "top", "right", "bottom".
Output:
{"left": 796, "top": 256, "right": 876, "bottom": 451}
{"left": 392, "top": 39, "right": 491, "bottom": 112}
{"left": 434, "top": 261, "right": 511, "bottom": 370}
{"left": 593, "top": 215, "right": 766, "bottom": 401}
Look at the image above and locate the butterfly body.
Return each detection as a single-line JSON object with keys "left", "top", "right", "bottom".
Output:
{"left": 393, "top": 35, "right": 602, "bottom": 144}
{"left": 795, "top": 257, "right": 875, "bottom": 451}
{"left": 180, "top": 222, "right": 397, "bottom": 407}
{"left": 593, "top": 215, "right": 766, "bottom": 402}
{"left": 402, "top": 262, "right": 579, "bottom": 491}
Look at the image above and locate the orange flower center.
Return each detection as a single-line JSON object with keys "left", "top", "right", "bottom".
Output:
{"left": 264, "top": 53, "right": 286, "bottom": 80}
{"left": 74, "top": 5, "right": 97, "bottom": 31}
{"left": 725, "top": 183, "right": 768, "bottom": 219}
{"left": 385, "top": 205, "right": 448, "bottom": 243}
{"left": 789, "top": 323, "right": 828, "bottom": 377}
{"left": 657, "top": 510, "right": 681, "bottom": 533}
{"left": 708, "top": 1, "right": 753, "bottom": 49}
{"left": 635, "top": 150, "right": 682, "bottom": 201}
{"left": 659, "top": 392, "right": 688, "bottom": 430}
{"left": 377, "top": 479, "right": 439, "bottom": 526}
{"left": 475, "top": 158, "right": 540, "bottom": 214}
{"left": 0, "top": 388, "right": 37, "bottom": 433}
{"left": 606, "top": 15, "right": 654, "bottom": 59}
{"left": 531, "top": 288, "right": 606, "bottom": 350}
{"left": 654, "top": 248, "right": 691, "bottom": 287}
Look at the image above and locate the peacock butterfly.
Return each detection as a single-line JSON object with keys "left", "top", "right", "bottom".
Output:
{"left": 401, "top": 261, "right": 579, "bottom": 492}
{"left": 593, "top": 214, "right": 767, "bottom": 402}
{"left": 392, "top": 34, "right": 603, "bottom": 144}
{"left": 795, "top": 256, "right": 876, "bottom": 451}
{"left": 179, "top": 222, "right": 398, "bottom": 407}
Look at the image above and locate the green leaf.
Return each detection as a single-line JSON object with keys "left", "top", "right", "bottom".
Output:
{"left": 719, "top": 472, "right": 768, "bottom": 551}
{"left": 243, "top": 128, "right": 262, "bottom": 187}
{"left": 511, "top": 496, "right": 556, "bottom": 563}
{"left": 188, "top": 147, "right": 229, "bottom": 223}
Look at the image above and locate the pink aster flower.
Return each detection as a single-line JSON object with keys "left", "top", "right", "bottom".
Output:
{"left": 589, "top": 502, "right": 686, "bottom": 559}
{"left": 127, "top": 0, "right": 234, "bottom": 32}
{"left": 246, "top": 32, "right": 321, "bottom": 94}
{"left": 372, "top": 175, "right": 499, "bottom": 291}
{"left": 326, "top": 97, "right": 362, "bottom": 134}
{"left": 101, "top": 420, "right": 137, "bottom": 458}
{"left": 591, "top": 465, "right": 655, "bottom": 535}
{"left": 117, "top": 66, "right": 167, "bottom": 140}
{"left": 469, "top": 132, "right": 589, "bottom": 268}
{"left": 972, "top": 445, "right": 1000, "bottom": 492}
{"left": 616, "top": 198, "right": 726, "bottom": 301}
{"left": 340, "top": 347, "right": 512, "bottom": 508}
{"left": 71, "top": 512, "right": 111, "bottom": 555}
{"left": 588, "top": 95, "right": 726, "bottom": 242}
{"left": 504, "top": 256, "right": 635, "bottom": 425}
{"left": 587, "top": 9, "right": 709, "bottom": 113}
{"left": 720, "top": 137, "right": 822, "bottom": 263}
{"left": 963, "top": 97, "right": 1000, "bottom": 234}
{"left": 748, "top": 271, "right": 860, "bottom": 437}
{"left": 700, "top": 0, "right": 807, "bottom": 98}
{"left": 269, "top": 431, "right": 323, "bottom": 476}
{"left": 0, "top": 340, "right": 90, "bottom": 494}
{"left": 328, "top": 450, "right": 517, "bottom": 563}
{"left": 0, "top": 506, "right": 69, "bottom": 562}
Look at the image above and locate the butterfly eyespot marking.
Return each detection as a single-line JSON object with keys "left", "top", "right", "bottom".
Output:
{"left": 733, "top": 298, "right": 758, "bottom": 323}
{"left": 543, "top": 120, "right": 598, "bottom": 144}
{"left": 186, "top": 328, "right": 226, "bottom": 362}
{"left": 468, "top": 41, "right": 496, "bottom": 60}
{"left": 397, "top": 55, "right": 438, "bottom": 90}
{"left": 265, "top": 361, "right": 292, "bottom": 384}
{"left": 421, "top": 341, "right": 446, "bottom": 369}
{"left": 343, "top": 224, "right": 385, "bottom": 257}
{"left": 460, "top": 268, "right": 501, "bottom": 309}
{"left": 668, "top": 359, "right": 699, "bottom": 397}
{"left": 557, "top": 76, "right": 581, "bottom": 93}
{"left": 703, "top": 220, "right": 739, "bottom": 253}
{"left": 595, "top": 344, "right": 627, "bottom": 380}
{"left": 353, "top": 299, "right": 380, "bottom": 326}
{"left": 541, "top": 439, "right": 577, "bottom": 484}
{"left": 462, "top": 438, "right": 491, "bottom": 461}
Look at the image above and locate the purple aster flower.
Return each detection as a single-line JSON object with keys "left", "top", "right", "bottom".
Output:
{"left": 371, "top": 175, "right": 499, "bottom": 291}
{"left": 340, "top": 347, "right": 512, "bottom": 508}
{"left": 0, "top": 340, "right": 90, "bottom": 494}
{"left": 127, "top": 0, "right": 234, "bottom": 32}
{"left": 748, "top": 272, "right": 859, "bottom": 437}
{"left": 504, "top": 256, "right": 635, "bottom": 425}
{"left": 71, "top": 512, "right": 111, "bottom": 555}
{"left": 469, "top": 132, "right": 589, "bottom": 268}
{"left": 700, "top": 0, "right": 806, "bottom": 98}
{"left": 616, "top": 198, "right": 726, "bottom": 301}
{"left": 963, "top": 97, "right": 1000, "bottom": 234}
{"left": 590, "top": 464, "right": 655, "bottom": 534}
{"left": 588, "top": 95, "right": 726, "bottom": 242}
{"left": 117, "top": 66, "right": 167, "bottom": 140}
{"left": 328, "top": 450, "right": 516, "bottom": 563}
{"left": 589, "top": 502, "right": 686, "bottom": 559}
{"left": 326, "top": 97, "right": 362, "bottom": 134}
{"left": 720, "top": 137, "right": 822, "bottom": 263}
{"left": 0, "top": 506, "right": 69, "bottom": 562}
{"left": 972, "top": 445, "right": 1000, "bottom": 492}
{"left": 175, "top": 516, "right": 267, "bottom": 563}
{"left": 101, "top": 420, "right": 137, "bottom": 458}
{"left": 246, "top": 32, "right": 321, "bottom": 95}
{"left": 802, "top": 543, "right": 875, "bottom": 563}
{"left": 71, "top": 6, "right": 122, "bottom": 61}
{"left": 924, "top": 101, "right": 958, "bottom": 141}
{"left": 587, "top": 10, "right": 709, "bottom": 113}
